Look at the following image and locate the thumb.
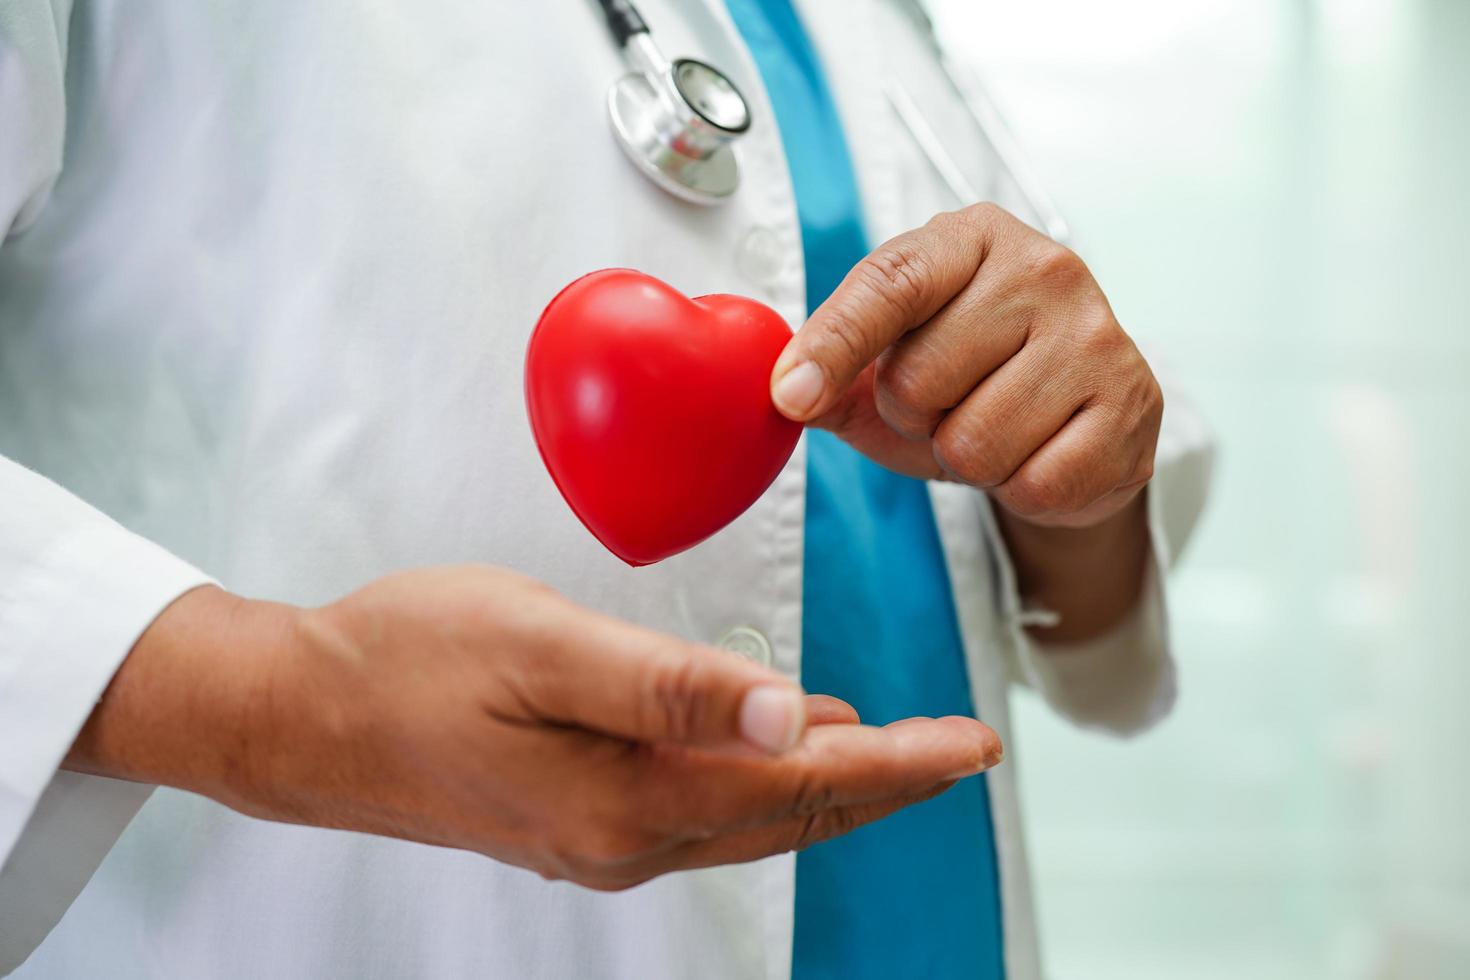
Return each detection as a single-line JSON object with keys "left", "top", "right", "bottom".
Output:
{"left": 532, "top": 609, "right": 808, "bottom": 754}
{"left": 769, "top": 212, "right": 989, "bottom": 423}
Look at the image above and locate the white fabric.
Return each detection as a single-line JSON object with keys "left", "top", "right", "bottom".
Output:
{"left": 0, "top": 0, "right": 1212, "bottom": 977}
{"left": 0, "top": 0, "right": 68, "bottom": 237}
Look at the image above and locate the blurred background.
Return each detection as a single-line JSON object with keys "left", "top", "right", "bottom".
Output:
{"left": 927, "top": 0, "right": 1470, "bottom": 977}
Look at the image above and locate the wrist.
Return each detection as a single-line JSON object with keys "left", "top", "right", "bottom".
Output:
{"left": 64, "top": 585, "right": 304, "bottom": 808}
{"left": 993, "top": 489, "right": 1147, "bottom": 563}
{"left": 993, "top": 490, "right": 1151, "bottom": 643}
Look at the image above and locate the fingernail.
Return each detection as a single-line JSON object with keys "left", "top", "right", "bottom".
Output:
{"left": 739, "top": 686, "right": 806, "bottom": 754}
{"left": 772, "top": 361, "right": 825, "bottom": 419}
{"left": 945, "top": 762, "right": 985, "bottom": 781}
{"left": 946, "top": 743, "right": 1004, "bottom": 781}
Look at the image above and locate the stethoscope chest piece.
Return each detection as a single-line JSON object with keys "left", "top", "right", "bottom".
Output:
{"left": 599, "top": 3, "right": 750, "bottom": 206}
{"left": 608, "top": 65, "right": 743, "bottom": 205}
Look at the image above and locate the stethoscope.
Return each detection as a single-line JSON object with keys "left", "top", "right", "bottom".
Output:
{"left": 595, "top": 0, "right": 1070, "bottom": 242}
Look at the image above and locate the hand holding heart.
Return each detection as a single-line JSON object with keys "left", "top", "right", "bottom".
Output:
{"left": 526, "top": 203, "right": 1160, "bottom": 561}
{"left": 771, "top": 203, "right": 1163, "bottom": 531}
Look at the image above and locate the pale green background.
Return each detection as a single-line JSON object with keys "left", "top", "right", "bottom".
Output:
{"left": 928, "top": 1, "right": 1470, "bottom": 977}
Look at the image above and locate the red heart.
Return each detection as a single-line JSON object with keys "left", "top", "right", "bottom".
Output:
{"left": 525, "top": 269, "right": 802, "bottom": 566}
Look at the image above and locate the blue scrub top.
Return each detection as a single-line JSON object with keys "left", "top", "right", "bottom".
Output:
{"left": 722, "top": 2, "right": 1007, "bottom": 977}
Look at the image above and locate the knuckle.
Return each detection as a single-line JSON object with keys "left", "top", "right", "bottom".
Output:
{"left": 787, "top": 770, "right": 836, "bottom": 818}
{"left": 996, "top": 474, "right": 1045, "bottom": 518}
{"left": 643, "top": 654, "right": 707, "bottom": 743}
{"left": 1131, "top": 380, "right": 1164, "bottom": 439}
{"left": 857, "top": 239, "right": 932, "bottom": 325}
{"left": 788, "top": 805, "right": 861, "bottom": 853}
{"left": 926, "top": 207, "right": 968, "bottom": 238}
{"left": 874, "top": 354, "right": 944, "bottom": 438}
{"left": 933, "top": 425, "right": 1005, "bottom": 487}
{"left": 813, "top": 312, "right": 870, "bottom": 379}
{"left": 1073, "top": 308, "right": 1125, "bottom": 354}
{"left": 1108, "top": 357, "right": 1163, "bottom": 433}
{"left": 1140, "top": 372, "right": 1165, "bottom": 422}
{"left": 875, "top": 352, "right": 932, "bottom": 409}
{"left": 1025, "top": 241, "right": 1088, "bottom": 289}
{"left": 957, "top": 201, "right": 1006, "bottom": 230}
{"left": 792, "top": 811, "right": 830, "bottom": 852}
{"left": 1133, "top": 452, "right": 1156, "bottom": 486}
{"left": 1126, "top": 422, "right": 1160, "bottom": 489}
{"left": 1005, "top": 466, "right": 1089, "bottom": 517}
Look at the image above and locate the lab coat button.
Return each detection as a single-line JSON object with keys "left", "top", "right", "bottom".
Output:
{"left": 736, "top": 225, "right": 786, "bottom": 288}
{"left": 717, "top": 625, "right": 773, "bottom": 667}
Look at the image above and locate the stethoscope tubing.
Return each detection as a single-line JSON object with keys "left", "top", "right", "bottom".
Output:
{"left": 597, "top": 0, "right": 1070, "bottom": 242}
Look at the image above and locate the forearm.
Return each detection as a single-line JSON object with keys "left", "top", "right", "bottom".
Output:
{"left": 992, "top": 491, "right": 1151, "bottom": 645}
{"left": 62, "top": 585, "right": 295, "bottom": 806}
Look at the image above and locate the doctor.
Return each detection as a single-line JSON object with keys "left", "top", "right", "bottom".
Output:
{"left": 0, "top": 0, "right": 1210, "bottom": 978}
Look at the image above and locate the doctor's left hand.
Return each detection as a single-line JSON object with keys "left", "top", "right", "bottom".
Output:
{"left": 770, "top": 202, "right": 1162, "bottom": 532}
{"left": 770, "top": 203, "right": 1162, "bottom": 643}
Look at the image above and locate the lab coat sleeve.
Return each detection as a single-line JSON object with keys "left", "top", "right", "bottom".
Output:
{"left": 0, "top": 465, "right": 214, "bottom": 972}
{"left": 983, "top": 364, "right": 1215, "bottom": 736}
{"left": 1, "top": 5, "right": 215, "bottom": 972}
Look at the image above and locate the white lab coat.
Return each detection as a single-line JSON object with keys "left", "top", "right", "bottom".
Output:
{"left": 0, "top": 0, "right": 1212, "bottom": 977}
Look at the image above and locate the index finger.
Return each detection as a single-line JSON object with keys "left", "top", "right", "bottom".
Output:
{"left": 769, "top": 206, "right": 1001, "bottom": 422}
{"left": 641, "top": 715, "right": 1003, "bottom": 837}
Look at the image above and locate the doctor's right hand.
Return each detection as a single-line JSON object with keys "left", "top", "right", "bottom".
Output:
{"left": 65, "top": 566, "right": 1002, "bottom": 890}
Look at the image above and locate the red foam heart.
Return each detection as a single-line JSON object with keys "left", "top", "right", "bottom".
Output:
{"left": 525, "top": 269, "right": 801, "bottom": 566}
